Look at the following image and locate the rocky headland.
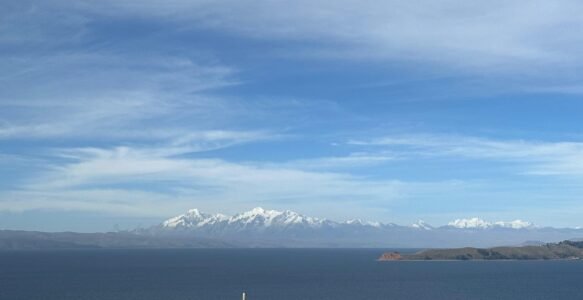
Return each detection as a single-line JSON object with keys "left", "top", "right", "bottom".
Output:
{"left": 379, "top": 240, "right": 583, "bottom": 261}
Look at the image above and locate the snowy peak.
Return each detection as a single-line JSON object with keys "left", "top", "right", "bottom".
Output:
{"left": 162, "top": 209, "right": 228, "bottom": 229}
{"left": 229, "top": 207, "right": 281, "bottom": 226}
{"left": 344, "top": 219, "right": 382, "bottom": 228}
{"left": 411, "top": 220, "right": 433, "bottom": 230}
{"left": 277, "top": 209, "right": 327, "bottom": 226}
{"left": 228, "top": 207, "right": 326, "bottom": 227}
{"left": 161, "top": 207, "right": 332, "bottom": 231}
{"left": 448, "top": 218, "right": 491, "bottom": 229}
{"left": 494, "top": 220, "right": 534, "bottom": 229}
{"left": 160, "top": 209, "right": 537, "bottom": 232}
{"left": 150, "top": 209, "right": 581, "bottom": 248}
{"left": 448, "top": 218, "right": 534, "bottom": 229}
{"left": 345, "top": 219, "right": 364, "bottom": 225}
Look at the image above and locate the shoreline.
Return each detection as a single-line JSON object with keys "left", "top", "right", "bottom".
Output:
{"left": 378, "top": 258, "right": 583, "bottom": 262}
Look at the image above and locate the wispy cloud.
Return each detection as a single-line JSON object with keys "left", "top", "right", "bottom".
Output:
{"left": 282, "top": 152, "right": 396, "bottom": 170}
{"left": 3, "top": 0, "right": 583, "bottom": 230}
{"left": 7, "top": 141, "right": 411, "bottom": 217}
{"left": 0, "top": 52, "right": 239, "bottom": 141}
{"left": 0, "top": 1, "right": 89, "bottom": 45}
{"left": 350, "top": 134, "right": 583, "bottom": 175}
{"left": 66, "top": 0, "right": 583, "bottom": 74}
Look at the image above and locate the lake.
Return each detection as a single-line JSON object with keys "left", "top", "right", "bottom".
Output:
{"left": 1, "top": 249, "right": 582, "bottom": 299}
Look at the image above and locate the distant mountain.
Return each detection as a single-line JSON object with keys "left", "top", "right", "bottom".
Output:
{"left": 138, "top": 207, "right": 583, "bottom": 248}
{"left": 447, "top": 217, "right": 533, "bottom": 229}
{"left": 159, "top": 207, "right": 335, "bottom": 232}
{"left": 1, "top": 208, "right": 582, "bottom": 250}
{"left": 411, "top": 220, "right": 434, "bottom": 230}
{"left": 0, "top": 230, "right": 232, "bottom": 250}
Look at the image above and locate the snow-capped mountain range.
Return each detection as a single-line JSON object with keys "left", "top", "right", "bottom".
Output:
{"left": 141, "top": 208, "right": 583, "bottom": 248}
{"left": 161, "top": 207, "right": 401, "bottom": 231}
{"left": 159, "top": 207, "right": 535, "bottom": 231}
{"left": 448, "top": 217, "right": 534, "bottom": 229}
{"left": 162, "top": 207, "right": 334, "bottom": 230}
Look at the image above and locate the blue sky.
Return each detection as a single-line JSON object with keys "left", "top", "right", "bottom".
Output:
{"left": 2, "top": 0, "right": 583, "bottom": 231}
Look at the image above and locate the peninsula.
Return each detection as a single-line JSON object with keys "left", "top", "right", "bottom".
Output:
{"left": 379, "top": 240, "right": 583, "bottom": 261}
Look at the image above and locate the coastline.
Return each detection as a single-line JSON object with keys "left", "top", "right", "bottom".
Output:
{"left": 378, "top": 240, "right": 583, "bottom": 261}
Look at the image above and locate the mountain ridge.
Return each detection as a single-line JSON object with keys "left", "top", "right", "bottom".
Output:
{"left": 138, "top": 207, "right": 583, "bottom": 248}
{"left": 1, "top": 208, "right": 581, "bottom": 250}
{"left": 156, "top": 207, "right": 571, "bottom": 231}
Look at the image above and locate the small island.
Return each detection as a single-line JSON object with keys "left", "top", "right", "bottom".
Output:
{"left": 379, "top": 240, "right": 583, "bottom": 261}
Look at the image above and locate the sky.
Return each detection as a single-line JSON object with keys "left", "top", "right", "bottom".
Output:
{"left": 2, "top": 0, "right": 583, "bottom": 231}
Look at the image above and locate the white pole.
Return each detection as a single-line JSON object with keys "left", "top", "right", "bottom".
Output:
{"left": 242, "top": 292, "right": 246, "bottom": 300}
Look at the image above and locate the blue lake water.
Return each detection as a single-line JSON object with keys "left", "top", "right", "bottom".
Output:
{"left": 1, "top": 249, "right": 582, "bottom": 299}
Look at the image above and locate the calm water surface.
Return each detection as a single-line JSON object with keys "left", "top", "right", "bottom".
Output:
{"left": 1, "top": 249, "right": 582, "bottom": 300}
